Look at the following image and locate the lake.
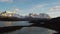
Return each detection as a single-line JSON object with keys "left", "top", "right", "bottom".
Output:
{"left": 0, "top": 21, "right": 57, "bottom": 34}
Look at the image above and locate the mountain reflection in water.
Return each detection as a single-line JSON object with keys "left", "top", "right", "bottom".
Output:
{"left": 0, "top": 21, "right": 56, "bottom": 34}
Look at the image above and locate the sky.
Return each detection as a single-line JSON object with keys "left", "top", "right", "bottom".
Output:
{"left": 0, "top": 0, "right": 60, "bottom": 18}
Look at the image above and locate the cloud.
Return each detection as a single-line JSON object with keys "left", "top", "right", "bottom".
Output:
{"left": 28, "top": 4, "right": 60, "bottom": 18}
{"left": 46, "top": 11, "right": 60, "bottom": 18}
{"left": 11, "top": 4, "right": 46, "bottom": 16}
{"left": 14, "top": 8, "right": 20, "bottom": 11}
{"left": 0, "top": 0, "right": 13, "bottom": 2}
{"left": 47, "top": 5, "right": 60, "bottom": 18}
{"left": 47, "top": 11, "right": 60, "bottom": 14}
{"left": 27, "top": 4, "right": 46, "bottom": 13}
{"left": 49, "top": 6, "right": 60, "bottom": 11}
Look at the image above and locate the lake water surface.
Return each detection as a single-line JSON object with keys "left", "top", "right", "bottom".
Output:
{"left": 0, "top": 21, "right": 57, "bottom": 34}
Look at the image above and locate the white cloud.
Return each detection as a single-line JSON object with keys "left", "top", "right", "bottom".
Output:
{"left": 47, "top": 12, "right": 60, "bottom": 14}
{"left": 14, "top": 8, "right": 20, "bottom": 11}
{"left": 47, "top": 6, "right": 60, "bottom": 18}
{"left": 13, "top": 4, "right": 46, "bottom": 15}
{"left": 49, "top": 6, "right": 60, "bottom": 11}
{"left": 27, "top": 4, "right": 46, "bottom": 13}
{"left": 0, "top": 0, "right": 13, "bottom": 2}
{"left": 46, "top": 11, "right": 60, "bottom": 18}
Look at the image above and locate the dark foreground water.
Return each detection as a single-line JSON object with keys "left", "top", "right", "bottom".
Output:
{"left": 0, "top": 21, "right": 57, "bottom": 34}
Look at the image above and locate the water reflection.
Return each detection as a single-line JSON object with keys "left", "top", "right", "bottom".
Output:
{"left": 0, "top": 21, "right": 13, "bottom": 27}
{"left": 0, "top": 21, "right": 32, "bottom": 27}
{"left": 0, "top": 21, "right": 57, "bottom": 34}
{"left": 4, "top": 21, "right": 13, "bottom": 26}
